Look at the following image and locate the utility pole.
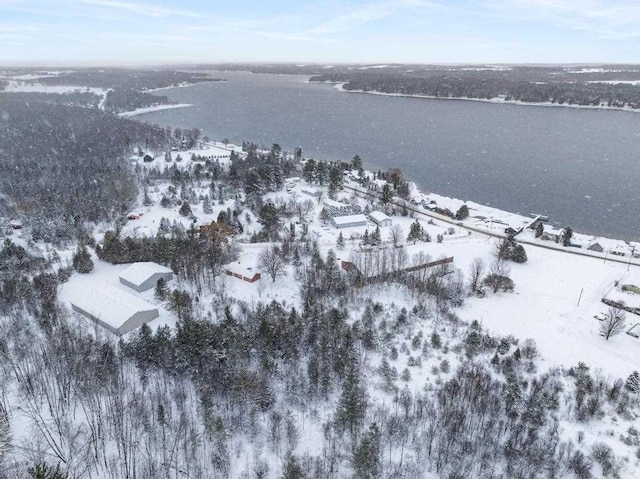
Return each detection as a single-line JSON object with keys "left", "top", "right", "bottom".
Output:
{"left": 628, "top": 245, "right": 636, "bottom": 271}
{"left": 577, "top": 288, "right": 584, "bottom": 307}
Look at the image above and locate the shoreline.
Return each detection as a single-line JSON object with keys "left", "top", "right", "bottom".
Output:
{"left": 146, "top": 80, "right": 226, "bottom": 93}
{"left": 316, "top": 81, "right": 640, "bottom": 113}
{"left": 118, "top": 103, "right": 192, "bottom": 118}
{"left": 122, "top": 76, "right": 640, "bottom": 245}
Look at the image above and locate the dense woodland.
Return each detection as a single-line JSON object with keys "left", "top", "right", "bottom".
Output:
{"left": 0, "top": 97, "right": 170, "bottom": 243}
{"left": 1, "top": 69, "right": 223, "bottom": 113}
{"left": 309, "top": 71, "right": 640, "bottom": 108}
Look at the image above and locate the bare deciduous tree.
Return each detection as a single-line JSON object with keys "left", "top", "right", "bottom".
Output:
{"left": 468, "top": 258, "right": 485, "bottom": 294}
{"left": 388, "top": 224, "right": 404, "bottom": 248}
{"left": 600, "top": 307, "right": 626, "bottom": 340}
{"left": 258, "top": 246, "right": 286, "bottom": 282}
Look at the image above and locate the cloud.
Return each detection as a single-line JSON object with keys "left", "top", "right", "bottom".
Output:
{"left": 305, "top": 0, "right": 443, "bottom": 38}
{"left": 78, "top": 0, "right": 202, "bottom": 18}
{"left": 486, "top": 0, "right": 640, "bottom": 39}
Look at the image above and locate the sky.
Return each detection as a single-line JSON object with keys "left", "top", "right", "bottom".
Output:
{"left": 1, "top": 0, "right": 640, "bottom": 65}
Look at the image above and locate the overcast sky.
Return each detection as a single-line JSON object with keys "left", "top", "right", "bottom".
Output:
{"left": 1, "top": 0, "right": 640, "bottom": 65}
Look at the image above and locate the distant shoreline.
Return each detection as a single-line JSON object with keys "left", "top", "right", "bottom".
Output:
{"left": 315, "top": 81, "right": 640, "bottom": 113}
{"left": 118, "top": 103, "right": 192, "bottom": 118}
{"left": 146, "top": 80, "right": 226, "bottom": 93}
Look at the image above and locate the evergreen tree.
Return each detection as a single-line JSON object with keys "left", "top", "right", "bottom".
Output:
{"left": 316, "top": 161, "right": 328, "bottom": 185}
{"left": 380, "top": 183, "right": 393, "bottom": 204}
{"left": 372, "top": 226, "right": 381, "bottom": 245}
{"left": 562, "top": 227, "right": 573, "bottom": 246}
{"left": 179, "top": 201, "right": 192, "bottom": 217}
{"left": 27, "top": 463, "right": 68, "bottom": 479}
{"left": 302, "top": 159, "right": 316, "bottom": 183}
{"left": 455, "top": 204, "right": 469, "bottom": 220}
{"left": 534, "top": 221, "right": 544, "bottom": 238}
{"left": 259, "top": 203, "right": 280, "bottom": 232}
{"left": 335, "top": 362, "right": 367, "bottom": 435}
{"left": 337, "top": 232, "right": 345, "bottom": 250}
{"left": 407, "top": 220, "right": 422, "bottom": 244}
{"left": 625, "top": 371, "right": 640, "bottom": 393}
{"left": 72, "top": 242, "right": 94, "bottom": 273}
{"left": 352, "top": 423, "right": 381, "bottom": 479}
{"left": 202, "top": 195, "right": 214, "bottom": 214}
{"left": 155, "top": 277, "right": 168, "bottom": 300}
{"left": 281, "top": 451, "right": 305, "bottom": 479}
{"left": 511, "top": 244, "right": 528, "bottom": 263}
{"left": 362, "top": 229, "right": 370, "bottom": 245}
{"left": 328, "top": 166, "right": 343, "bottom": 199}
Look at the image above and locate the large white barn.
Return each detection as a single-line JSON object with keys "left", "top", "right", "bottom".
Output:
{"left": 68, "top": 282, "right": 159, "bottom": 336}
{"left": 331, "top": 214, "right": 368, "bottom": 229}
{"left": 119, "top": 262, "right": 173, "bottom": 292}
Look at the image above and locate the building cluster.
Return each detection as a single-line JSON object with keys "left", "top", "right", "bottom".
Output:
{"left": 68, "top": 262, "right": 173, "bottom": 336}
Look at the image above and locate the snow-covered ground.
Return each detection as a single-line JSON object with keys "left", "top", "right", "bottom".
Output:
{"left": 118, "top": 103, "right": 192, "bottom": 118}
{"left": 2, "top": 80, "right": 106, "bottom": 96}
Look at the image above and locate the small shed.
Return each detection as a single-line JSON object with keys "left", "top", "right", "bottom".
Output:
{"left": 541, "top": 226, "right": 564, "bottom": 243}
{"left": 68, "top": 283, "right": 159, "bottom": 336}
{"left": 331, "top": 214, "right": 368, "bottom": 229}
{"left": 9, "top": 220, "right": 22, "bottom": 230}
{"left": 225, "top": 262, "right": 261, "bottom": 282}
{"left": 143, "top": 154, "right": 154, "bottom": 163}
{"left": 119, "top": 262, "right": 174, "bottom": 292}
{"left": 587, "top": 242, "right": 604, "bottom": 253}
{"left": 369, "top": 211, "right": 392, "bottom": 227}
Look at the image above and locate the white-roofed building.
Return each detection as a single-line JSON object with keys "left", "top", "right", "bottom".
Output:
{"left": 330, "top": 214, "right": 368, "bottom": 229}
{"left": 225, "top": 261, "right": 261, "bottom": 283}
{"left": 541, "top": 226, "right": 564, "bottom": 243}
{"left": 119, "top": 262, "right": 173, "bottom": 292}
{"left": 369, "top": 211, "right": 392, "bottom": 227}
{"left": 68, "top": 282, "right": 159, "bottom": 336}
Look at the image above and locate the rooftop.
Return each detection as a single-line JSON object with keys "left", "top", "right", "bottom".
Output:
{"left": 369, "top": 211, "right": 390, "bottom": 222}
{"left": 67, "top": 282, "right": 158, "bottom": 329}
{"left": 119, "top": 262, "right": 172, "bottom": 287}
{"left": 332, "top": 214, "right": 368, "bottom": 226}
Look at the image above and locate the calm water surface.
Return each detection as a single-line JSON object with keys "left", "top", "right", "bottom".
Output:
{"left": 138, "top": 71, "right": 640, "bottom": 240}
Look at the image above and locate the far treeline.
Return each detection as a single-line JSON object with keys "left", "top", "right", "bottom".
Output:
{"left": 309, "top": 70, "right": 640, "bottom": 108}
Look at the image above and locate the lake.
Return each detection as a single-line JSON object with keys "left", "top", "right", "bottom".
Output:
{"left": 138, "top": 71, "right": 640, "bottom": 241}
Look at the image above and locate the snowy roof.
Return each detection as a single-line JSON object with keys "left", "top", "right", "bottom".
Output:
{"left": 332, "top": 214, "right": 368, "bottom": 226}
{"left": 119, "top": 262, "right": 172, "bottom": 287}
{"left": 225, "top": 261, "right": 259, "bottom": 278}
{"left": 544, "top": 226, "right": 564, "bottom": 236}
{"left": 612, "top": 244, "right": 630, "bottom": 254}
{"left": 369, "top": 211, "right": 390, "bottom": 222}
{"left": 67, "top": 282, "right": 157, "bottom": 329}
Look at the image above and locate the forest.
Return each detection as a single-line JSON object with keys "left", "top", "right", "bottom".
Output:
{"left": 1, "top": 68, "right": 223, "bottom": 113}
{"left": 309, "top": 71, "right": 640, "bottom": 108}
{"left": 0, "top": 96, "right": 171, "bottom": 243}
